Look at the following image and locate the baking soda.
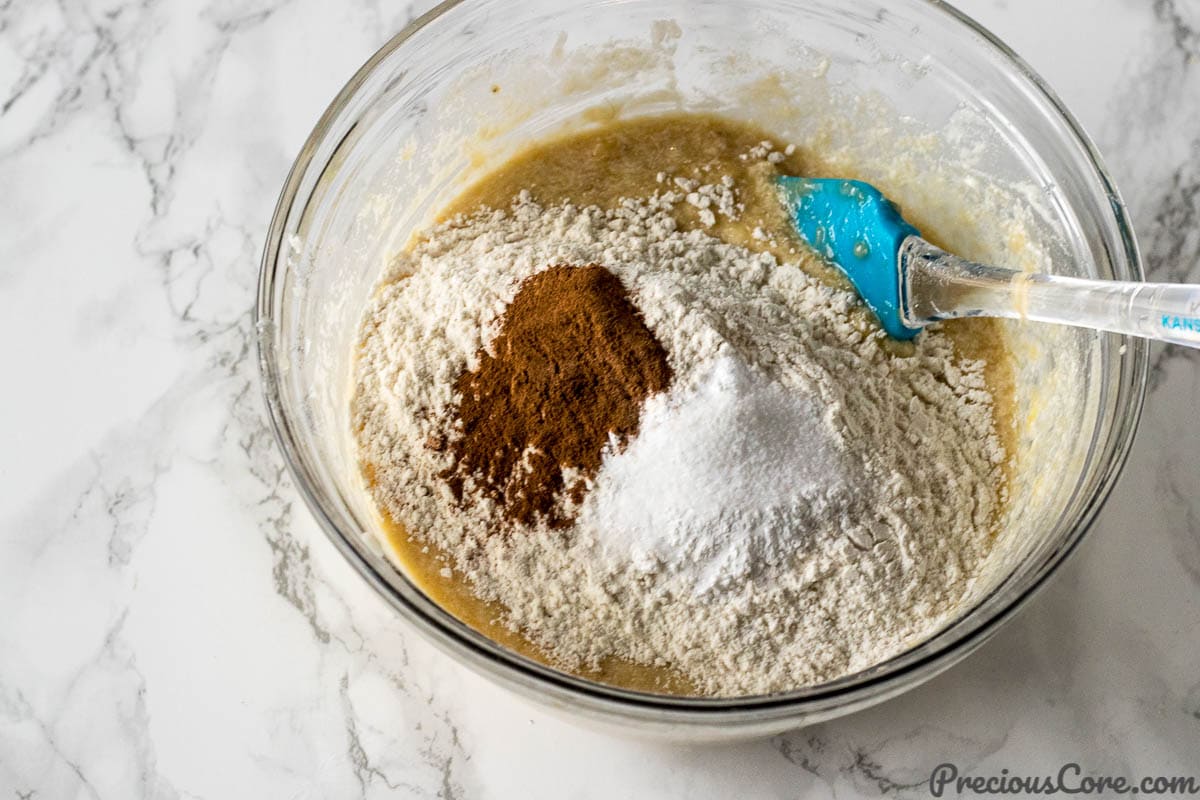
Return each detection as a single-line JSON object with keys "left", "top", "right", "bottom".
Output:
{"left": 583, "top": 355, "right": 863, "bottom": 594}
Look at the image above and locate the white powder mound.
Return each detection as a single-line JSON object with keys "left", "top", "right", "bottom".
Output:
{"left": 353, "top": 189, "right": 1007, "bottom": 696}
{"left": 582, "top": 355, "right": 864, "bottom": 595}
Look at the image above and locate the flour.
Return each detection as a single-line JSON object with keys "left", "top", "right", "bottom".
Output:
{"left": 353, "top": 186, "right": 1007, "bottom": 696}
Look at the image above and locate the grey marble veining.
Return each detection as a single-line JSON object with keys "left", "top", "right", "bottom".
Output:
{"left": 1, "top": 0, "right": 1197, "bottom": 797}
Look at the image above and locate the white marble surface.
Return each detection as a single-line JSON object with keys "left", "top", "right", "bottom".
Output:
{"left": 2, "top": 0, "right": 1199, "bottom": 797}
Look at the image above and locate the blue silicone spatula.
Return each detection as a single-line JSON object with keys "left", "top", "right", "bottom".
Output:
{"left": 776, "top": 176, "right": 1200, "bottom": 347}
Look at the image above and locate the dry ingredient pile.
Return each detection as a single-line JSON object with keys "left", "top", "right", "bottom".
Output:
{"left": 353, "top": 119, "right": 1009, "bottom": 697}
{"left": 436, "top": 264, "right": 673, "bottom": 529}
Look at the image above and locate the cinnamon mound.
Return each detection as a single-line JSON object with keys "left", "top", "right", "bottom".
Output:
{"left": 439, "top": 264, "right": 672, "bottom": 528}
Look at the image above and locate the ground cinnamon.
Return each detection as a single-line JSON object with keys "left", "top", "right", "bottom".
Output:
{"left": 438, "top": 264, "right": 672, "bottom": 528}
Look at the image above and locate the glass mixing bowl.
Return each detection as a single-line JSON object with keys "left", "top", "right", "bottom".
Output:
{"left": 257, "top": 0, "right": 1146, "bottom": 740}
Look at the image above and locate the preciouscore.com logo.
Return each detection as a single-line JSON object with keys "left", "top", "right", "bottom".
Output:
{"left": 929, "top": 763, "right": 1200, "bottom": 797}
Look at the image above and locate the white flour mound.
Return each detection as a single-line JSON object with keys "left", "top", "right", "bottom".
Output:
{"left": 353, "top": 190, "right": 1007, "bottom": 696}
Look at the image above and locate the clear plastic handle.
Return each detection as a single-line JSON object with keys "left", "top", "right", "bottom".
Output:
{"left": 900, "top": 237, "right": 1200, "bottom": 349}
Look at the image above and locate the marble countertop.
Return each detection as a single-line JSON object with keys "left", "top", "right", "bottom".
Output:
{"left": 2, "top": 0, "right": 1198, "bottom": 797}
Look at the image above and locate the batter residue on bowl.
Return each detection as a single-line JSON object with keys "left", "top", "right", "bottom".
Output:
{"left": 352, "top": 113, "right": 1016, "bottom": 697}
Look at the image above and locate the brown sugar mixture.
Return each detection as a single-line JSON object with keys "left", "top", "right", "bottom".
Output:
{"left": 437, "top": 264, "right": 673, "bottom": 528}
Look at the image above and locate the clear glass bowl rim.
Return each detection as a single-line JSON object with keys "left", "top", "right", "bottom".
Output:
{"left": 255, "top": 0, "right": 1149, "bottom": 718}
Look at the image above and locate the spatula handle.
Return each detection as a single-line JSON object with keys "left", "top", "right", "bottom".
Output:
{"left": 900, "top": 237, "right": 1200, "bottom": 349}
